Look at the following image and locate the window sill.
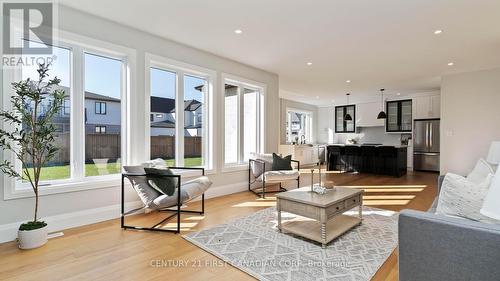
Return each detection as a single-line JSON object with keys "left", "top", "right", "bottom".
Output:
{"left": 5, "top": 175, "right": 123, "bottom": 200}
{"left": 221, "top": 164, "right": 248, "bottom": 174}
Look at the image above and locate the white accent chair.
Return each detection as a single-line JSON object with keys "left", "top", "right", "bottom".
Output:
{"left": 121, "top": 162, "right": 211, "bottom": 233}
{"left": 248, "top": 152, "right": 300, "bottom": 198}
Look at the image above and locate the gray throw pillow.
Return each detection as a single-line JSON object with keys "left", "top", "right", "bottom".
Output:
{"left": 272, "top": 153, "right": 292, "bottom": 171}
{"left": 144, "top": 167, "right": 178, "bottom": 196}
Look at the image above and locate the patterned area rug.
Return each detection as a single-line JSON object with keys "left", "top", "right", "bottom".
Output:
{"left": 183, "top": 206, "right": 398, "bottom": 281}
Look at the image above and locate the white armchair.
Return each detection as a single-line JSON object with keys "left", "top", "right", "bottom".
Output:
{"left": 248, "top": 152, "right": 300, "bottom": 198}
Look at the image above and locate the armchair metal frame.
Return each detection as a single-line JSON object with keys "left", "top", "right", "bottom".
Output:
{"left": 121, "top": 167, "right": 205, "bottom": 234}
{"left": 248, "top": 159, "right": 300, "bottom": 198}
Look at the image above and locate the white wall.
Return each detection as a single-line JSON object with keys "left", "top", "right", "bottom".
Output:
{"left": 0, "top": 5, "right": 279, "bottom": 230}
{"left": 440, "top": 67, "right": 500, "bottom": 175}
{"left": 280, "top": 99, "right": 318, "bottom": 144}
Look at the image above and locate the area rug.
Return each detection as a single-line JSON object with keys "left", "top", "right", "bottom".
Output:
{"left": 183, "top": 206, "right": 398, "bottom": 281}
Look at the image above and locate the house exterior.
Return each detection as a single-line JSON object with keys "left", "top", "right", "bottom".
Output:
{"left": 150, "top": 97, "right": 203, "bottom": 137}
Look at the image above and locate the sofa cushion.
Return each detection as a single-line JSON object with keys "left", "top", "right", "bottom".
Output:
{"left": 467, "top": 158, "right": 495, "bottom": 184}
{"left": 250, "top": 152, "right": 273, "bottom": 178}
{"left": 436, "top": 173, "right": 495, "bottom": 223}
{"left": 272, "top": 153, "right": 293, "bottom": 171}
{"left": 257, "top": 170, "right": 300, "bottom": 182}
{"left": 151, "top": 176, "right": 212, "bottom": 209}
{"left": 142, "top": 158, "right": 167, "bottom": 168}
{"left": 123, "top": 166, "right": 160, "bottom": 208}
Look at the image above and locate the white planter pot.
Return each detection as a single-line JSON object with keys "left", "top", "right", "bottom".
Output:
{"left": 18, "top": 225, "right": 48, "bottom": 250}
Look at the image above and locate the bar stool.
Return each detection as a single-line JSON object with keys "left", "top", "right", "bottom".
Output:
{"left": 344, "top": 145, "right": 361, "bottom": 172}
{"left": 361, "top": 145, "right": 378, "bottom": 173}
{"left": 378, "top": 146, "right": 397, "bottom": 176}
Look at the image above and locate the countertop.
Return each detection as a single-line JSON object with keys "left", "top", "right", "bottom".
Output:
{"left": 327, "top": 144, "right": 408, "bottom": 148}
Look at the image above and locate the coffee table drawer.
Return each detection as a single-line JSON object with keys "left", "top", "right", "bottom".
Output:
{"left": 345, "top": 195, "right": 361, "bottom": 210}
{"left": 326, "top": 201, "right": 345, "bottom": 217}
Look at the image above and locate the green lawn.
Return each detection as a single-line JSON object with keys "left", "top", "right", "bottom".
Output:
{"left": 23, "top": 157, "right": 203, "bottom": 181}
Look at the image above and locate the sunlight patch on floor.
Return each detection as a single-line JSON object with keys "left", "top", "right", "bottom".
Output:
{"left": 359, "top": 188, "right": 424, "bottom": 192}
{"left": 363, "top": 199, "right": 411, "bottom": 206}
{"left": 363, "top": 195, "right": 416, "bottom": 200}
{"left": 232, "top": 201, "right": 277, "bottom": 207}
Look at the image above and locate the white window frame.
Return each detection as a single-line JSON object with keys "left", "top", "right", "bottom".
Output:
{"left": 222, "top": 73, "right": 266, "bottom": 171}
{"left": 286, "top": 108, "right": 313, "bottom": 144}
{"left": 2, "top": 30, "right": 136, "bottom": 200}
{"left": 144, "top": 53, "right": 215, "bottom": 172}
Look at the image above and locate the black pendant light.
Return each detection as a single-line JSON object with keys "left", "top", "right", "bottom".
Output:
{"left": 377, "top": 88, "right": 387, "bottom": 119}
{"left": 344, "top": 93, "right": 353, "bottom": 121}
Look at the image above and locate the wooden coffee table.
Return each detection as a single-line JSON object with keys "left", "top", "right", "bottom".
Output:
{"left": 276, "top": 186, "right": 363, "bottom": 248}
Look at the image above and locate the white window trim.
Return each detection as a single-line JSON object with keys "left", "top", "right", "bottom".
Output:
{"left": 286, "top": 107, "right": 313, "bottom": 144}
{"left": 144, "top": 53, "right": 216, "bottom": 173}
{"left": 221, "top": 73, "right": 266, "bottom": 172}
{"left": 2, "top": 29, "right": 136, "bottom": 200}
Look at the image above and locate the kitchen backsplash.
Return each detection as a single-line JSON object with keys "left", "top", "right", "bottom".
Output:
{"left": 334, "top": 127, "right": 402, "bottom": 145}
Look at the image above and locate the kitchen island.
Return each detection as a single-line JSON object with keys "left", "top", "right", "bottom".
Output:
{"left": 327, "top": 144, "right": 407, "bottom": 177}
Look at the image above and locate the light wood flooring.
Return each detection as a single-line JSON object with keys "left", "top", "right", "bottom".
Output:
{"left": 0, "top": 171, "right": 438, "bottom": 281}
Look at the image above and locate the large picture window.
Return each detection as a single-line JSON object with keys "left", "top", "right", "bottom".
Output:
{"left": 10, "top": 36, "right": 131, "bottom": 193}
{"left": 223, "top": 78, "right": 264, "bottom": 165}
{"left": 147, "top": 56, "right": 213, "bottom": 169}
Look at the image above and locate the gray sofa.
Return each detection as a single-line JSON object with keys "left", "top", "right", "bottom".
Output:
{"left": 398, "top": 176, "right": 500, "bottom": 281}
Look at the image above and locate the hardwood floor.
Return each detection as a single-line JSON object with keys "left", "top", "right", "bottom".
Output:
{"left": 0, "top": 171, "right": 438, "bottom": 281}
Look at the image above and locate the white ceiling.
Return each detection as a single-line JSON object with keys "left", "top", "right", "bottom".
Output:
{"left": 61, "top": 0, "right": 500, "bottom": 105}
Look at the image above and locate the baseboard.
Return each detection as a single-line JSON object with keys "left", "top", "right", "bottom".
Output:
{"left": 0, "top": 181, "right": 250, "bottom": 244}
{"left": 0, "top": 201, "right": 142, "bottom": 244}
{"left": 190, "top": 181, "right": 248, "bottom": 201}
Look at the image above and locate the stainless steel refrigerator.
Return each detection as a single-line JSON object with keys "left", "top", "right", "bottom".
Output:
{"left": 413, "top": 119, "right": 440, "bottom": 172}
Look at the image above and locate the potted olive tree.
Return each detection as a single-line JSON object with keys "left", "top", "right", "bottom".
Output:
{"left": 0, "top": 63, "right": 65, "bottom": 249}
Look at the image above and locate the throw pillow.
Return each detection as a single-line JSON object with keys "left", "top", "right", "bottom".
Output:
{"left": 467, "top": 158, "right": 495, "bottom": 184}
{"left": 272, "top": 153, "right": 293, "bottom": 171}
{"left": 144, "top": 167, "right": 178, "bottom": 196}
{"left": 436, "top": 172, "right": 494, "bottom": 223}
{"left": 480, "top": 167, "right": 500, "bottom": 222}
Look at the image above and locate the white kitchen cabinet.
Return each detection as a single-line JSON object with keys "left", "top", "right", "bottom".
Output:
{"left": 356, "top": 102, "right": 385, "bottom": 127}
{"left": 279, "top": 144, "right": 320, "bottom": 166}
{"left": 415, "top": 95, "right": 440, "bottom": 119}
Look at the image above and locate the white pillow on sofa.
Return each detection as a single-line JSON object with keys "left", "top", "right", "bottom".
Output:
{"left": 467, "top": 158, "right": 495, "bottom": 184}
{"left": 436, "top": 173, "right": 495, "bottom": 223}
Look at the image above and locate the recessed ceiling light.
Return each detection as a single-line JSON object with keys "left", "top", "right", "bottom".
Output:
{"left": 315, "top": 96, "right": 319, "bottom": 99}
{"left": 346, "top": 80, "right": 351, "bottom": 83}
{"left": 396, "top": 92, "right": 401, "bottom": 96}
{"left": 307, "top": 62, "right": 312, "bottom": 66}
{"left": 448, "top": 62, "right": 454, "bottom": 66}
{"left": 234, "top": 29, "right": 243, "bottom": 34}
{"left": 434, "top": 29, "right": 443, "bottom": 35}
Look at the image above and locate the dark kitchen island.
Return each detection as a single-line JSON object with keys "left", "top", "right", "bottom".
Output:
{"left": 327, "top": 144, "right": 407, "bottom": 177}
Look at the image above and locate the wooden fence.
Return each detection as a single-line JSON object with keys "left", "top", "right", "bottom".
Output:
{"left": 38, "top": 134, "right": 202, "bottom": 165}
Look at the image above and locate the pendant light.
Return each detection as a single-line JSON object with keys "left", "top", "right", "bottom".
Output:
{"left": 344, "top": 93, "right": 353, "bottom": 121}
{"left": 377, "top": 88, "right": 387, "bottom": 119}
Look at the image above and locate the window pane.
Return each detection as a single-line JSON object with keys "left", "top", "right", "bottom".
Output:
{"left": 243, "top": 88, "right": 258, "bottom": 161}
{"left": 183, "top": 75, "right": 205, "bottom": 167}
{"left": 224, "top": 84, "right": 238, "bottom": 164}
{"left": 287, "top": 111, "right": 311, "bottom": 143}
{"left": 21, "top": 44, "right": 71, "bottom": 181}
{"left": 150, "top": 67, "right": 176, "bottom": 166}
{"left": 84, "top": 53, "right": 122, "bottom": 177}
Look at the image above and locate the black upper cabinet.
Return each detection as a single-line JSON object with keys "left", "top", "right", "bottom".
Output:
{"left": 335, "top": 105, "right": 356, "bottom": 133}
{"left": 386, "top": 99, "right": 412, "bottom": 132}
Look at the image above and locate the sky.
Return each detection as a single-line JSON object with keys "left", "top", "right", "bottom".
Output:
{"left": 23, "top": 45, "right": 205, "bottom": 102}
